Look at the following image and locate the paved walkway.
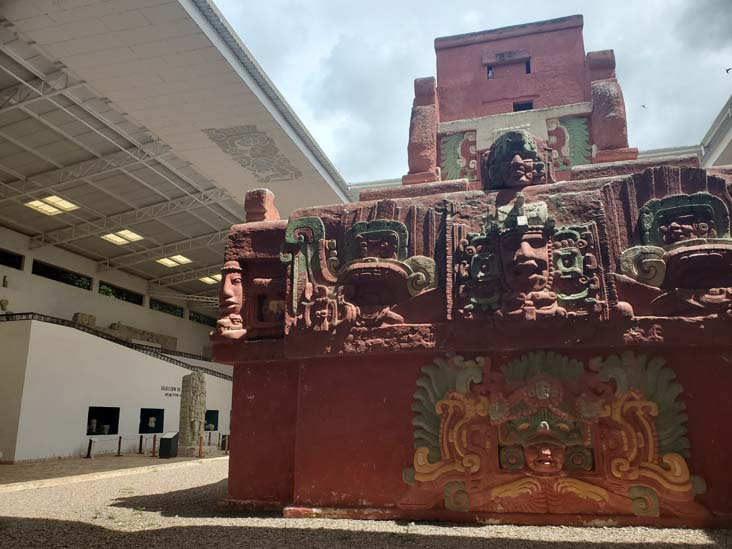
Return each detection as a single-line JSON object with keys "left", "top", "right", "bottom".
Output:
{"left": 0, "top": 458, "right": 730, "bottom": 548}
{"left": 0, "top": 450, "right": 228, "bottom": 485}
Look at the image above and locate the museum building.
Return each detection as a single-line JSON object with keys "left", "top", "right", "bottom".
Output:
{"left": 0, "top": 0, "right": 352, "bottom": 462}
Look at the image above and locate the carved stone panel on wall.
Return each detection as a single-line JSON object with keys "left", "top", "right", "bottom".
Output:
{"left": 451, "top": 194, "right": 609, "bottom": 321}
{"left": 281, "top": 214, "right": 438, "bottom": 333}
{"left": 546, "top": 117, "right": 592, "bottom": 171}
{"left": 400, "top": 352, "right": 708, "bottom": 519}
{"left": 203, "top": 125, "right": 302, "bottom": 183}
{"left": 438, "top": 131, "right": 478, "bottom": 181}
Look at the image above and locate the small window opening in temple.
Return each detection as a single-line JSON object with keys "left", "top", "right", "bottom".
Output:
{"left": 513, "top": 101, "right": 533, "bottom": 112}
{"left": 205, "top": 410, "right": 219, "bottom": 431}
{"left": 139, "top": 408, "right": 164, "bottom": 434}
{"left": 525, "top": 60, "right": 531, "bottom": 74}
{"left": 487, "top": 65, "right": 494, "bottom": 79}
{"left": 86, "top": 406, "right": 120, "bottom": 435}
{"left": 257, "top": 295, "right": 286, "bottom": 323}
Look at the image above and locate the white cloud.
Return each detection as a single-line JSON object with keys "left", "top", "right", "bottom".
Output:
{"left": 214, "top": 0, "right": 732, "bottom": 181}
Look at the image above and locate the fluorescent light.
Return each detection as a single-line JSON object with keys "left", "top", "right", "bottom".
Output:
{"left": 101, "top": 233, "right": 129, "bottom": 245}
{"left": 211, "top": 274, "right": 222, "bottom": 282}
{"left": 116, "top": 229, "right": 143, "bottom": 242}
{"left": 43, "top": 195, "right": 79, "bottom": 211}
{"left": 157, "top": 255, "right": 193, "bottom": 267}
{"left": 169, "top": 254, "right": 191, "bottom": 264}
{"left": 25, "top": 200, "right": 61, "bottom": 216}
{"left": 25, "top": 195, "right": 81, "bottom": 216}
{"left": 100, "top": 229, "right": 145, "bottom": 246}
{"left": 199, "top": 276, "right": 217, "bottom": 285}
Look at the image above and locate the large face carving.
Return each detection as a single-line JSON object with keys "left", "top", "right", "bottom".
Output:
{"left": 355, "top": 231, "right": 398, "bottom": 259}
{"left": 482, "top": 130, "right": 549, "bottom": 190}
{"left": 215, "top": 261, "right": 246, "bottom": 340}
{"left": 658, "top": 211, "right": 717, "bottom": 245}
{"left": 500, "top": 229, "right": 550, "bottom": 294}
{"left": 524, "top": 438, "right": 566, "bottom": 474}
{"left": 502, "top": 153, "right": 536, "bottom": 187}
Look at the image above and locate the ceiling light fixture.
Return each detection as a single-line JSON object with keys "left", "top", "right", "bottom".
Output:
{"left": 24, "top": 195, "right": 80, "bottom": 216}
{"left": 101, "top": 229, "right": 145, "bottom": 245}
{"left": 25, "top": 200, "right": 61, "bottom": 216}
{"left": 169, "top": 254, "right": 191, "bottom": 265}
{"left": 156, "top": 255, "right": 193, "bottom": 268}
{"left": 42, "top": 195, "right": 79, "bottom": 211}
{"left": 101, "top": 233, "right": 129, "bottom": 245}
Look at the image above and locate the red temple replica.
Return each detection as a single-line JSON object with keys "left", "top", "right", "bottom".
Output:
{"left": 403, "top": 15, "right": 637, "bottom": 186}
{"left": 213, "top": 16, "right": 732, "bottom": 527}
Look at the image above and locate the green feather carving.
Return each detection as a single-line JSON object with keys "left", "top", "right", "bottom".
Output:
{"left": 560, "top": 117, "right": 592, "bottom": 167}
{"left": 595, "top": 351, "right": 690, "bottom": 457}
{"left": 439, "top": 133, "right": 466, "bottom": 181}
{"left": 501, "top": 351, "right": 584, "bottom": 384}
{"left": 411, "top": 355, "right": 484, "bottom": 462}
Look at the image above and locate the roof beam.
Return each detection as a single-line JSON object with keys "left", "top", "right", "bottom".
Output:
{"left": 0, "top": 43, "right": 241, "bottom": 227}
{"left": 147, "top": 291, "right": 219, "bottom": 305}
{"left": 148, "top": 264, "right": 222, "bottom": 288}
{"left": 30, "top": 188, "right": 235, "bottom": 248}
{"left": 0, "top": 142, "right": 170, "bottom": 205}
{"left": 0, "top": 72, "right": 85, "bottom": 115}
{"left": 98, "top": 229, "right": 229, "bottom": 271}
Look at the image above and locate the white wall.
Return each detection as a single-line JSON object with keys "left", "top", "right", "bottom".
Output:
{"left": 164, "top": 355, "right": 232, "bottom": 377}
{"left": 0, "top": 321, "right": 31, "bottom": 463}
{"left": 439, "top": 101, "right": 592, "bottom": 150}
{"left": 0, "top": 225, "right": 215, "bottom": 355}
{"left": 11, "top": 320, "right": 231, "bottom": 461}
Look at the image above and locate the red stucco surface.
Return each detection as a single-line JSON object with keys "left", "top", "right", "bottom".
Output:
{"left": 436, "top": 16, "right": 589, "bottom": 122}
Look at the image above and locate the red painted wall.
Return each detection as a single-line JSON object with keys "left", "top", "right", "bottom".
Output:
{"left": 228, "top": 362, "right": 299, "bottom": 506}
{"left": 436, "top": 18, "right": 589, "bottom": 122}
{"left": 227, "top": 348, "right": 732, "bottom": 520}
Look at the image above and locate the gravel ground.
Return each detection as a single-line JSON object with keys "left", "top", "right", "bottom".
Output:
{"left": 0, "top": 458, "right": 730, "bottom": 548}
{"left": 0, "top": 451, "right": 228, "bottom": 485}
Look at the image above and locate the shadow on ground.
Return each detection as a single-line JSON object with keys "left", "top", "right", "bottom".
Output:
{"left": 110, "top": 478, "right": 231, "bottom": 518}
{"left": 1, "top": 517, "right": 729, "bottom": 549}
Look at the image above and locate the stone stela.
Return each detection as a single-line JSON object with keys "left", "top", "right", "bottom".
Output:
{"left": 211, "top": 16, "right": 732, "bottom": 527}
{"left": 178, "top": 372, "right": 206, "bottom": 456}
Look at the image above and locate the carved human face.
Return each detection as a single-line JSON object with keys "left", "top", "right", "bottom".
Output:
{"left": 356, "top": 232, "right": 398, "bottom": 259}
{"left": 524, "top": 439, "right": 566, "bottom": 474}
{"left": 500, "top": 230, "right": 550, "bottom": 293}
{"left": 501, "top": 153, "right": 536, "bottom": 187}
{"left": 659, "top": 213, "right": 716, "bottom": 245}
{"left": 215, "top": 263, "right": 245, "bottom": 340}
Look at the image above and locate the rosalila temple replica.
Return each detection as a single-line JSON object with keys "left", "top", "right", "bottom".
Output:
{"left": 212, "top": 16, "right": 732, "bottom": 526}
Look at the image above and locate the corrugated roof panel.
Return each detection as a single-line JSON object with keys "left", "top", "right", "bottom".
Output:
{"left": 0, "top": 109, "right": 30, "bottom": 128}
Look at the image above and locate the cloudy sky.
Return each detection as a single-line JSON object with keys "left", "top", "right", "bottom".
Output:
{"left": 215, "top": 0, "right": 732, "bottom": 183}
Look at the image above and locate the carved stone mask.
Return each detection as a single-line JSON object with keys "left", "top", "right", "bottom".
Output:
{"left": 524, "top": 438, "right": 566, "bottom": 474}
{"left": 219, "top": 263, "right": 243, "bottom": 315}
{"left": 499, "top": 229, "right": 550, "bottom": 293}
{"left": 215, "top": 261, "right": 245, "bottom": 339}
{"left": 483, "top": 130, "right": 548, "bottom": 189}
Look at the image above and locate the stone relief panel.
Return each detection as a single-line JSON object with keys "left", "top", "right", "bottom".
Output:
{"left": 203, "top": 125, "right": 302, "bottom": 183}
{"left": 451, "top": 194, "right": 608, "bottom": 321}
{"left": 438, "top": 131, "right": 478, "bottom": 181}
{"left": 546, "top": 117, "right": 592, "bottom": 171}
{"left": 179, "top": 371, "right": 206, "bottom": 455}
{"left": 618, "top": 192, "right": 732, "bottom": 317}
{"left": 400, "top": 352, "right": 708, "bottom": 519}
{"left": 280, "top": 215, "right": 437, "bottom": 333}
